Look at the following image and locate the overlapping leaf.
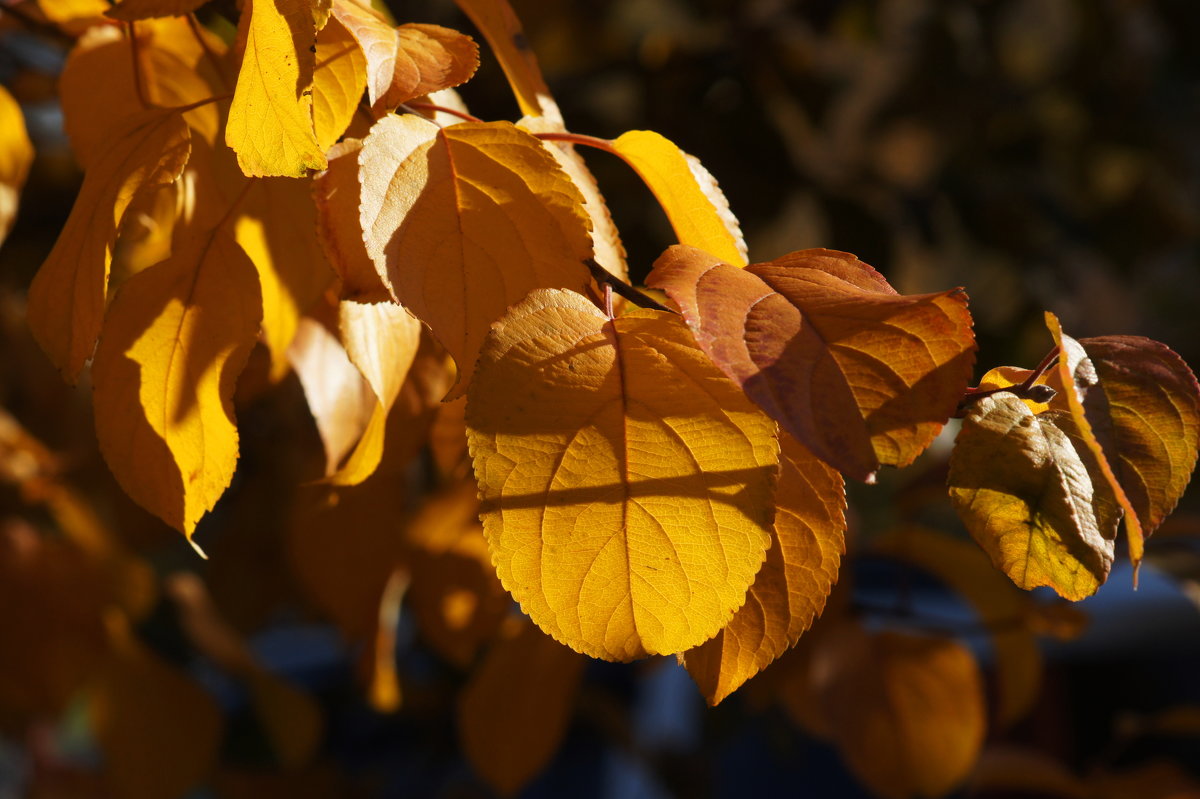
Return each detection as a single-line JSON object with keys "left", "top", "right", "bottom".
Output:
{"left": 227, "top": 0, "right": 326, "bottom": 177}
{"left": 682, "top": 434, "right": 844, "bottom": 705}
{"left": 91, "top": 230, "right": 262, "bottom": 537}
{"left": 359, "top": 116, "right": 593, "bottom": 395}
{"left": 0, "top": 85, "right": 32, "bottom": 247}
{"left": 314, "top": 139, "right": 391, "bottom": 301}
{"left": 27, "top": 108, "right": 191, "bottom": 380}
{"left": 649, "top": 245, "right": 975, "bottom": 483}
{"left": 466, "top": 289, "right": 778, "bottom": 660}
{"left": 312, "top": 17, "right": 368, "bottom": 151}
{"left": 611, "top": 131, "right": 747, "bottom": 267}
{"left": 948, "top": 393, "right": 1120, "bottom": 600}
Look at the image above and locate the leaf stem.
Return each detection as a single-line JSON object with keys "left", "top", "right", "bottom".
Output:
{"left": 126, "top": 21, "right": 152, "bottom": 111}
{"left": 533, "top": 130, "right": 619, "bottom": 156}
{"left": 402, "top": 102, "right": 483, "bottom": 124}
{"left": 955, "top": 345, "right": 1060, "bottom": 417}
{"left": 584, "top": 259, "right": 672, "bottom": 313}
{"left": 186, "top": 13, "right": 229, "bottom": 91}
{"left": 164, "top": 93, "right": 233, "bottom": 115}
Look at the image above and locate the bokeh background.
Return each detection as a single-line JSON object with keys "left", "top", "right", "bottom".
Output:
{"left": 3, "top": 0, "right": 1200, "bottom": 796}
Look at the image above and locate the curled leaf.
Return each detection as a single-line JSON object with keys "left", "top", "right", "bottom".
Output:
{"left": 466, "top": 289, "right": 778, "bottom": 660}
{"left": 649, "top": 245, "right": 975, "bottom": 482}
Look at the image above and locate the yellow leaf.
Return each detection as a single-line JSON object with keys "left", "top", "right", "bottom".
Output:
{"left": 682, "top": 433, "right": 845, "bottom": 705}
{"left": 873, "top": 526, "right": 1043, "bottom": 727}
{"left": 974, "top": 364, "right": 1055, "bottom": 415}
{"left": 60, "top": 20, "right": 227, "bottom": 169}
{"left": 27, "top": 108, "right": 191, "bottom": 381}
{"left": 313, "top": 17, "right": 367, "bottom": 151}
{"left": 0, "top": 84, "right": 33, "bottom": 247}
{"left": 948, "top": 393, "right": 1121, "bottom": 600}
{"left": 359, "top": 116, "right": 593, "bottom": 396}
{"left": 458, "top": 616, "right": 585, "bottom": 797}
{"left": 384, "top": 24, "right": 479, "bottom": 112}
{"left": 466, "top": 289, "right": 778, "bottom": 660}
{"left": 227, "top": 0, "right": 326, "bottom": 177}
{"left": 313, "top": 138, "right": 391, "bottom": 301}
{"left": 812, "top": 624, "right": 986, "bottom": 799}
{"left": 611, "top": 130, "right": 747, "bottom": 266}
{"left": 91, "top": 229, "right": 262, "bottom": 536}
{"left": 106, "top": 0, "right": 208, "bottom": 21}
{"left": 38, "top": 0, "right": 110, "bottom": 34}
{"left": 453, "top": 0, "right": 551, "bottom": 117}
{"left": 236, "top": 175, "right": 335, "bottom": 380}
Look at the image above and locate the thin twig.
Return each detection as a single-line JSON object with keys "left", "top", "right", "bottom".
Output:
{"left": 533, "top": 130, "right": 619, "bottom": 155}
{"left": 584, "top": 259, "right": 672, "bottom": 313}
{"left": 402, "top": 102, "right": 483, "bottom": 124}
{"left": 955, "top": 345, "right": 1061, "bottom": 417}
{"left": 126, "top": 21, "right": 152, "bottom": 110}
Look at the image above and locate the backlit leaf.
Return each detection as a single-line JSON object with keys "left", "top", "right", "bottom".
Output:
{"left": 812, "top": 625, "right": 986, "bottom": 799}
{"left": 312, "top": 17, "right": 367, "bottom": 151}
{"left": 948, "top": 393, "right": 1120, "bottom": 600}
{"left": 37, "top": 0, "right": 109, "bottom": 34}
{"left": 91, "top": 229, "right": 262, "bottom": 537}
{"left": 649, "top": 245, "right": 975, "bottom": 483}
{"left": 227, "top": 0, "right": 326, "bottom": 177}
{"left": 458, "top": 616, "right": 585, "bottom": 797}
{"left": 682, "top": 434, "right": 845, "bottom": 705}
{"left": 27, "top": 108, "right": 191, "bottom": 381}
{"left": 453, "top": 0, "right": 551, "bottom": 117}
{"left": 359, "top": 115, "right": 593, "bottom": 395}
{"left": 0, "top": 85, "right": 33, "bottom": 247}
{"left": 384, "top": 24, "right": 479, "bottom": 112}
{"left": 611, "top": 131, "right": 747, "bottom": 267}
{"left": 973, "top": 364, "right": 1054, "bottom": 415}
{"left": 106, "top": 0, "right": 208, "bottom": 21}
{"left": 466, "top": 289, "right": 778, "bottom": 660}
{"left": 329, "top": 0, "right": 398, "bottom": 108}
{"left": 313, "top": 139, "right": 391, "bottom": 302}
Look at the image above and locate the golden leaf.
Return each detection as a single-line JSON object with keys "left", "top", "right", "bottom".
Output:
{"left": 27, "top": 108, "right": 191, "bottom": 381}
{"left": 458, "top": 616, "right": 585, "bottom": 797}
{"left": 948, "top": 393, "right": 1120, "bottom": 600}
{"left": 359, "top": 116, "right": 593, "bottom": 396}
{"left": 312, "top": 17, "right": 367, "bottom": 151}
{"left": 227, "top": 0, "right": 326, "bottom": 177}
{"left": 0, "top": 85, "right": 33, "bottom": 247}
{"left": 466, "top": 289, "right": 778, "bottom": 660}
{"left": 649, "top": 245, "right": 976, "bottom": 483}
{"left": 106, "top": 0, "right": 208, "bottom": 21}
{"left": 611, "top": 130, "right": 747, "bottom": 266}
{"left": 91, "top": 229, "right": 262, "bottom": 537}
{"left": 313, "top": 138, "right": 390, "bottom": 301}
{"left": 682, "top": 433, "right": 845, "bottom": 705}
{"left": 453, "top": 0, "right": 551, "bottom": 117}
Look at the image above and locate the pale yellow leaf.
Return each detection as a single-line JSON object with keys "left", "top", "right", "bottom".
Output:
{"left": 466, "top": 289, "right": 778, "bottom": 660}
{"left": 91, "top": 229, "right": 262, "bottom": 536}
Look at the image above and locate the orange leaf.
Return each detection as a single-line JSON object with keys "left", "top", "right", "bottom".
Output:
{"left": 453, "top": 0, "right": 551, "bottom": 117}
{"left": 358, "top": 116, "right": 593, "bottom": 396}
{"left": 466, "top": 289, "right": 778, "bottom": 660}
{"left": 91, "top": 229, "right": 262, "bottom": 537}
{"left": 648, "top": 245, "right": 976, "bottom": 482}
{"left": 27, "top": 107, "right": 191, "bottom": 381}
{"left": 383, "top": 24, "right": 479, "bottom": 112}
{"left": 0, "top": 84, "right": 33, "bottom": 247}
{"left": 106, "top": 0, "right": 208, "bottom": 21}
{"left": 313, "top": 138, "right": 391, "bottom": 302}
{"left": 948, "top": 393, "right": 1120, "bottom": 600}
{"left": 812, "top": 624, "right": 986, "bottom": 799}
{"left": 458, "top": 616, "right": 585, "bottom": 797}
{"left": 682, "top": 433, "right": 845, "bottom": 705}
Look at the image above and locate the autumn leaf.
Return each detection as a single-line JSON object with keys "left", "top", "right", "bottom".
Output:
{"left": 0, "top": 84, "right": 33, "bottom": 247}
{"left": 386, "top": 24, "right": 479, "bottom": 111}
{"left": 611, "top": 131, "right": 747, "bottom": 267}
{"left": 106, "top": 0, "right": 208, "bottom": 21}
{"left": 227, "top": 0, "right": 326, "bottom": 178}
{"left": 359, "top": 115, "right": 593, "bottom": 395}
{"left": 312, "top": 17, "right": 368, "bottom": 152}
{"left": 682, "top": 433, "right": 844, "bottom": 705}
{"left": 649, "top": 245, "right": 975, "bottom": 483}
{"left": 1044, "top": 313, "right": 1200, "bottom": 570}
{"left": 811, "top": 625, "right": 986, "bottom": 799}
{"left": 37, "top": 0, "right": 109, "bottom": 34}
{"left": 27, "top": 107, "right": 191, "bottom": 381}
{"left": 453, "top": 0, "right": 551, "bottom": 117}
{"left": 466, "top": 289, "right": 778, "bottom": 660}
{"left": 313, "top": 139, "right": 390, "bottom": 301}
{"left": 458, "top": 616, "right": 585, "bottom": 797}
{"left": 91, "top": 229, "right": 262, "bottom": 538}
{"left": 948, "top": 393, "right": 1120, "bottom": 600}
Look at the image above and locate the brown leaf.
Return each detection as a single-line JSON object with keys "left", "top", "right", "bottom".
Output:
{"left": 648, "top": 245, "right": 976, "bottom": 482}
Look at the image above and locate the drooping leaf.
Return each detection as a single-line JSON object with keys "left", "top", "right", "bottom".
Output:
{"left": 649, "top": 245, "right": 976, "bottom": 483}
{"left": 466, "top": 289, "right": 778, "bottom": 660}
{"left": 91, "top": 229, "right": 262, "bottom": 537}
{"left": 812, "top": 625, "right": 986, "bottom": 799}
{"left": 611, "top": 130, "right": 747, "bottom": 267}
{"left": 329, "top": 0, "right": 399, "bottom": 108}
{"left": 235, "top": 175, "right": 336, "bottom": 380}
{"left": 227, "top": 0, "right": 326, "bottom": 177}
{"left": 458, "top": 616, "right": 585, "bottom": 797}
{"left": 0, "top": 84, "right": 33, "bottom": 247}
{"left": 873, "top": 526, "right": 1043, "bottom": 727}
{"left": 312, "top": 17, "right": 368, "bottom": 151}
{"left": 313, "top": 139, "right": 390, "bottom": 301}
{"left": 1045, "top": 313, "right": 1200, "bottom": 569}
{"left": 385, "top": 24, "right": 479, "bottom": 112}
{"left": 106, "top": 0, "right": 208, "bottom": 21}
{"left": 27, "top": 108, "right": 191, "bottom": 381}
{"left": 682, "top": 434, "right": 844, "bottom": 705}
{"left": 948, "top": 393, "right": 1120, "bottom": 600}
{"left": 453, "top": 0, "right": 551, "bottom": 118}
{"left": 359, "top": 116, "right": 593, "bottom": 395}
